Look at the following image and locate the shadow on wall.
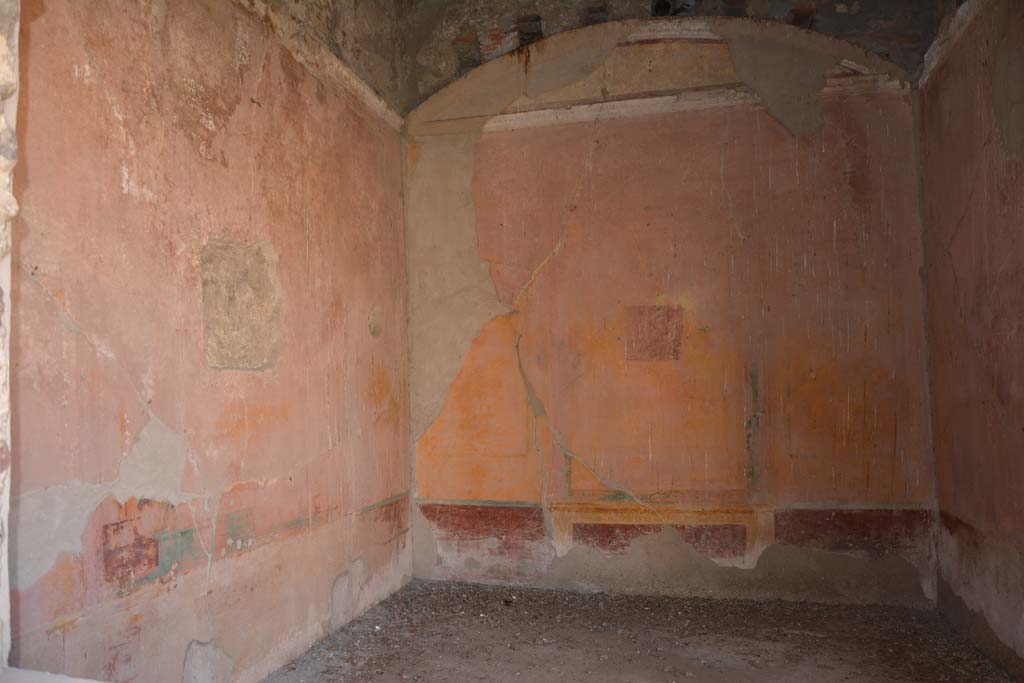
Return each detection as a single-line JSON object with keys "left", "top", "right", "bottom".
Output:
{"left": 920, "top": 0, "right": 1024, "bottom": 674}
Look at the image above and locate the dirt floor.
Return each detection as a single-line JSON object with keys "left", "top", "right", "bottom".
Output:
{"left": 263, "top": 581, "right": 1014, "bottom": 682}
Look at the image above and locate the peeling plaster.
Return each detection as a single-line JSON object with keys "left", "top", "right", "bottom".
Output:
{"left": 10, "top": 416, "right": 191, "bottom": 590}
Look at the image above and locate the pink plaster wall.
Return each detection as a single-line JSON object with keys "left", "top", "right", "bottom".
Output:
{"left": 11, "top": 0, "right": 408, "bottom": 680}
{"left": 920, "top": 0, "right": 1024, "bottom": 669}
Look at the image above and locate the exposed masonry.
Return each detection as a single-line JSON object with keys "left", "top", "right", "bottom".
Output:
{"left": 201, "top": 239, "right": 283, "bottom": 371}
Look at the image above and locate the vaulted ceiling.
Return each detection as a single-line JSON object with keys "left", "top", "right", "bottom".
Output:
{"left": 247, "top": 0, "right": 952, "bottom": 114}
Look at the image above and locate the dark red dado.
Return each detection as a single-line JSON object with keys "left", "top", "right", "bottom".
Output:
{"left": 774, "top": 509, "right": 934, "bottom": 557}
{"left": 419, "top": 503, "right": 546, "bottom": 553}
{"left": 572, "top": 523, "right": 747, "bottom": 558}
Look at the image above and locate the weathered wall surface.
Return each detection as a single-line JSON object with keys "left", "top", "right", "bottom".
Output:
{"left": 407, "top": 19, "right": 935, "bottom": 606}
{"left": 11, "top": 0, "right": 408, "bottom": 681}
{"left": 398, "top": 0, "right": 945, "bottom": 112}
{"left": 0, "top": 0, "right": 17, "bottom": 665}
{"left": 919, "top": 0, "right": 1024, "bottom": 673}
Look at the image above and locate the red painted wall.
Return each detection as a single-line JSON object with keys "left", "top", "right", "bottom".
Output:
{"left": 11, "top": 0, "right": 408, "bottom": 680}
{"left": 920, "top": 0, "right": 1024, "bottom": 667}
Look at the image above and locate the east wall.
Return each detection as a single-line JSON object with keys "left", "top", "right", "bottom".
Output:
{"left": 11, "top": 0, "right": 408, "bottom": 680}
{"left": 920, "top": 0, "right": 1024, "bottom": 673}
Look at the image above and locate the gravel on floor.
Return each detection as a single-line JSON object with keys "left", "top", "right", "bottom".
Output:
{"left": 263, "top": 580, "right": 1015, "bottom": 683}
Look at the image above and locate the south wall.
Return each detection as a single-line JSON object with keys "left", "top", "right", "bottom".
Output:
{"left": 407, "top": 22, "right": 936, "bottom": 606}
{"left": 11, "top": 1, "right": 408, "bottom": 681}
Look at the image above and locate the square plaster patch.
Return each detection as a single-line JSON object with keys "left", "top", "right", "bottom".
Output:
{"left": 200, "top": 239, "right": 282, "bottom": 370}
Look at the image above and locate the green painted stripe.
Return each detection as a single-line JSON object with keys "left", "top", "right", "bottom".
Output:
{"left": 359, "top": 491, "right": 410, "bottom": 514}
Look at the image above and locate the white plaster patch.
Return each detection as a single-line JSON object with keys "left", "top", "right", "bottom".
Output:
{"left": 406, "top": 136, "right": 510, "bottom": 440}
{"left": 182, "top": 640, "right": 234, "bottom": 683}
{"left": 330, "top": 558, "right": 368, "bottom": 629}
{"left": 72, "top": 63, "right": 94, "bottom": 85}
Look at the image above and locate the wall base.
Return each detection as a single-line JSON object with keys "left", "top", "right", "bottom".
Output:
{"left": 938, "top": 579, "right": 1024, "bottom": 680}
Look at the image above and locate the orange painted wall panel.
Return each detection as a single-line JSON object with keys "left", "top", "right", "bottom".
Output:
{"left": 416, "top": 315, "right": 543, "bottom": 503}
{"left": 418, "top": 91, "right": 931, "bottom": 512}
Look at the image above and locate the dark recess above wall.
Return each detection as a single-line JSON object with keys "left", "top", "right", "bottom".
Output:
{"left": 262, "top": 0, "right": 955, "bottom": 114}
